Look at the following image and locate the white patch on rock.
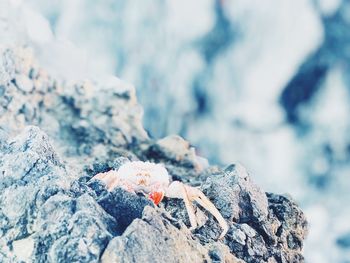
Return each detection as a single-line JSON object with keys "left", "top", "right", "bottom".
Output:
{"left": 12, "top": 235, "right": 35, "bottom": 262}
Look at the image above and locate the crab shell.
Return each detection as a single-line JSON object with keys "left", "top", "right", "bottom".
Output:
{"left": 117, "top": 161, "right": 169, "bottom": 204}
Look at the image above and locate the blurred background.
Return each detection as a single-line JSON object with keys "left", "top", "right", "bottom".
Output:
{"left": 1, "top": 0, "right": 350, "bottom": 261}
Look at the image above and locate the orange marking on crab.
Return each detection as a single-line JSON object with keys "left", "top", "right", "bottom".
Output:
{"left": 148, "top": 191, "right": 165, "bottom": 205}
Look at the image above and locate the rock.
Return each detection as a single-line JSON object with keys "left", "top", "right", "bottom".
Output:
{"left": 0, "top": 126, "right": 118, "bottom": 262}
{"left": 229, "top": 225, "right": 247, "bottom": 246}
{"left": 0, "top": 46, "right": 308, "bottom": 262}
{"left": 94, "top": 186, "right": 154, "bottom": 234}
{"left": 266, "top": 193, "right": 308, "bottom": 254}
{"left": 201, "top": 163, "right": 269, "bottom": 223}
{"left": 161, "top": 164, "right": 307, "bottom": 263}
{"left": 101, "top": 206, "right": 210, "bottom": 263}
{"left": 0, "top": 126, "right": 69, "bottom": 243}
{"left": 32, "top": 192, "right": 116, "bottom": 263}
{"left": 146, "top": 135, "right": 209, "bottom": 171}
{"left": 0, "top": 46, "right": 148, "bottom": 175}
{"left": 207, "top": 242, "right": 245, "bottom": 263}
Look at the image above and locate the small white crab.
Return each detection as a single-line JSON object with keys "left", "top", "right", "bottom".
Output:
{"left": 92, "top": 161, "right": 228, "bottom": 239}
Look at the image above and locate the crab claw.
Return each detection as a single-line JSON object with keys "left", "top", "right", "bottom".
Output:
{"left": 149, "top": 191, "right": 165, "bottom": 205}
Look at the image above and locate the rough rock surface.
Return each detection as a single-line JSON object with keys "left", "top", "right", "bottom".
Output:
{"left": 0, "top": 47, "right": 308, "bottom": 262}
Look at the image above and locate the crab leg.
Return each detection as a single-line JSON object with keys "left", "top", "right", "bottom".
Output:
{"left": 184, "top": 185, "right": 229, "bottom": 239}
{"left": 181, "top": 185, "right": 198, "bottom": 230}
{"left": 92, "top": 171, "right": 135, "bottom": 192}
{"left": 165, "top": 181, "right": 197, "bottom": 229}
{"left": 93, "top": 171, "right": 118, "bottom": 190}
{"left": 166, "top": 181, "right": 228, "bottom": 239}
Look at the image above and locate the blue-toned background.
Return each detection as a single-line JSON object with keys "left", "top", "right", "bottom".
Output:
{"left": 1, "top": 0, "right": 349, "bottom": 261}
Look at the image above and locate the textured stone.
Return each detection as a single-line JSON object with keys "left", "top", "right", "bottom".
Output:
{"left": 101, "top": 206, "right": 210, "bottom": 263}
{"left": 0, "top": 47, "right": 308, "bottom": 263}
{"left": 201, "top": 163, "right": 269, "bottom": 223}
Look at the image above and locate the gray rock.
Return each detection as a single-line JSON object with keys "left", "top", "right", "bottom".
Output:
{"left": 0, "top": 47, "right": 308, "bottom": 263}
{"left": 141, "top": 135, "right": 207, "bottom": 171}
{"left": 265, "top": 193, "right": 308, "bottom": 262}
{"left": 230, "top": 225, "right": 247, "bottom": 246}
{"left": 34, "top": 193, "right": 115, "bottom": 263}
{"left": 0, "top": 46, "right": 148, "bottom": 176}
{"left": 0, "top": 126, "right": 69, "bottom": 243}
{"left": 207, "top": 242, "right": 245, "bottom": 263}
{"left": 0, "top": 126, "right": 118, "bottom": 262}
{"left": 201, "top": 163, "right": 268, "bottom": 223}
{"left": 101, "top": 206, "right": 210, "bottom": 263}
{"left": 95, "top": 186, "right": 154, "bottom": 234}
